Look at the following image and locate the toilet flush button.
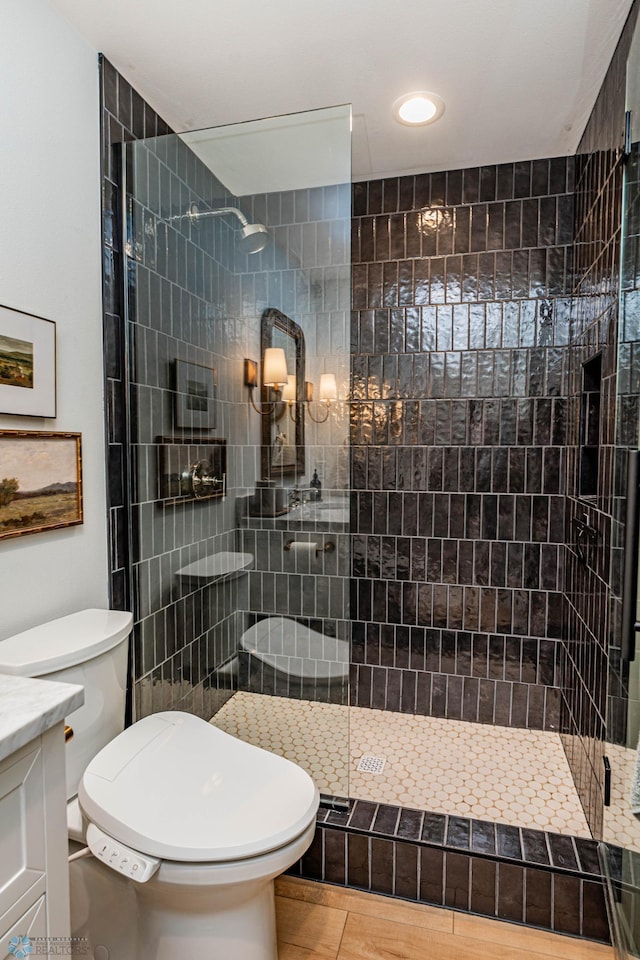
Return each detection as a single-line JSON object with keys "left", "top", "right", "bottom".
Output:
{"left": 86, "top": 823, "right": 160, "bottom": 883}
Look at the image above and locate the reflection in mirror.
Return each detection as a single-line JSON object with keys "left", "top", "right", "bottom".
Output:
{"left": 260, "top": 308, "right": 305, "bottom": 479}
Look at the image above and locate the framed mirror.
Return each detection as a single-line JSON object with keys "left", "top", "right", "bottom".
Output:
{"left": 260, "top": 308, "right": 305, "bottom": 479}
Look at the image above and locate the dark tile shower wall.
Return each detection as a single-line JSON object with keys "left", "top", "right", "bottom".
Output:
{"left": 101, "top": 58, "right": 243, "bottom": 720}
{"left": 350, "top": 161, "right": 574, "bottom": 729}
{"left": 101, "top": 55, "right": 167, "bottom": 615}
{"left": 562, "top": 1, "right": 640, "bottom": 839}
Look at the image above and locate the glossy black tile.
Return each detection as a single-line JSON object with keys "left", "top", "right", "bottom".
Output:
{"left": 497, "top": 862, "right": 525, "bottom": 921}
{"left": 421, "top": 812, "right": 447, "bottom": 845}
{"left": 444, "top": 852, "right": 470, "bottom": 909}
{"left": 496, "top": 824, "right": 523, "bottom": 860}
{"left": 349, "top": 800, "right": 378, "bottom": 832}
{"left": 446, "top": 816, "right": 471, "bottom": 850}
{"left": 396, "top": 808, "right": 425, "bottom": 841}
{"left": 471, "top": 819, "right": 496, "bottom": 856}
{"left": 524, "top": 867, "right": 552, "bottom": 929}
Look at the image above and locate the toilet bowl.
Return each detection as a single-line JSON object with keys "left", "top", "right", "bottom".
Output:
{"left": 0, "top": 610, "right": 320, "bottom": 960}
{"left": 240, "top": 615, "right": 349, "bottom": 704}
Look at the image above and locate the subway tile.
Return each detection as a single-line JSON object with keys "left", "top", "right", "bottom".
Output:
{"left": 497, "top": 862, "right": 524, "bottom": 922}
{"left": 349, "top": 800, "right": 378, "bottom": 832}
{"left": 444, "top": 852, "right": 471, "bottom": 910}
{"left": 421, "top": 812, "right": 447, "bottom": 845}
{"left": 524, "top": 867, "right": 552, "bottom": 929}
{"left": 373, "top": 804, "right": 401, "bottom": 836}
{"left": 496, "top": 824, "right": 523, "bottom": 860}
{"left": 548, "top": 833, "right": 579, "bottom": 871}
{"left": 370, "top": 837, "right": 394, "bottom": 894}
{"left": 347, "top": 832, "right": 370, "bottom": 888}
{"left": 446, "top": 816, "right": 471, "bottom": 850}
{"left": 396, "top": 808, "right": 425, "bottom": 841}
{"left": 552, "top": 874, "right": 582, "bottom": 936}
{"left": 419, "top": 846, "right": 445, "bottom": 905}
{"left": 471, "top": 820, "right": 496, "bottom": 855}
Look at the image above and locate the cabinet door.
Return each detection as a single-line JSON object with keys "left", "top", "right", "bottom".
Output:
{"left": 0, "top": 896, "right": 46, "bottom": 959}
{"left": 0, "top": 743, "right": 45, "bottom": 920}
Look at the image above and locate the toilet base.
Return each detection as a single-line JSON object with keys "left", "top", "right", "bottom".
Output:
{"left": 71, "top": 821, "right": 316, "bottom": 960}
{"left": 132, "top": 822, "right": 316, "bottom": 960}
{"left": 70, "top": 852, "right": 137, "bottom": 959}
{"left": 136, "top": 876, "right": 277, "bottom": 960}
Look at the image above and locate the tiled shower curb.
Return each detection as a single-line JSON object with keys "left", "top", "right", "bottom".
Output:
{"left": 288, "top": 800, "right": 610, "bottom": 943}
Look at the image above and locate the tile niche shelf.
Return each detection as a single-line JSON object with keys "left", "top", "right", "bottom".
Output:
{"left": 176, "top": 551, "right": 254, "bottom": 585}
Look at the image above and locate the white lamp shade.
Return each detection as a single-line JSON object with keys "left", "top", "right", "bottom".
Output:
{"left": 281, "top": 374, "right": 297, "bottom": 402}
{"left": 319, "top": 373, "right": 338, "bottom": 401}
{"left": 263, "top": 347, "right": 288, "bottom": 387}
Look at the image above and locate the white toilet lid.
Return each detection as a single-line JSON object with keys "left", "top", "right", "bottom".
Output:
{"left": 241, "top": 617, "right": 349, "bottom": 680}
{"left": 78, "top": 711, "right": 319, "bottom": 862}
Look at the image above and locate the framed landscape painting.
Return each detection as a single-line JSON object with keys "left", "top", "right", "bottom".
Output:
{"left": 0, "top": 431, "right": 83, "bottom": 540}
{"left": 0, "top": 304, "right": 56, "bottom": 417}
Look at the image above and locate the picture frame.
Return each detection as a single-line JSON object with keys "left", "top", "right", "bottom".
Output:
{"left": 0, "top": 304, "right": 56, "bottom": 417}
{"left": 0, "top": 431, "right": 83, "bottom": 541}
{"left": 175, "top": 360, "right": 216, "bottom": 430}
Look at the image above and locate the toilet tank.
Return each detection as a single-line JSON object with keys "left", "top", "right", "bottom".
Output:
{"left": 0, "top": 609, "right": 132, "bottom": 800}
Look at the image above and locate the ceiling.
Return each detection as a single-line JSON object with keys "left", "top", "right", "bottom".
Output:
{"left": 50, "top": 0, "right": 634, "bottom": 183}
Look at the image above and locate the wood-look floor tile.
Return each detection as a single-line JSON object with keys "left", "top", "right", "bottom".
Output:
{"left": 279, "top": 943, "right": 337, "bottom": 960}
{"left": 276, "top": 877, "right": 454, "bottom": 933}
{"left": 336, "top": 912, "right": 592, "bottom": 960}
{"left": 276, "top": 895, "right": 346, "bottom": 959}
{"left": 454, "top": 914, "right": 614, "bottom": 960}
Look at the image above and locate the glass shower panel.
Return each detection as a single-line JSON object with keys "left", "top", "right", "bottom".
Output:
{"left": 604, "top": 16, "right": 640, "bottom": 857}
{"left": 122, "top": 105, "right": 351, "bottom": 804}
{"left": 601, "top": 16, "right": 640, "bottom": 957}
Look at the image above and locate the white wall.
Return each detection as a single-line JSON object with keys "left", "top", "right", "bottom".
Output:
{"left": 0, "top": 0, "right": 108, "bottom": 638}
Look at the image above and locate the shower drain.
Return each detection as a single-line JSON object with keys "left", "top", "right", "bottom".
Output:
{"left": 357, "top": 754, "right": 386, "bottom": 775}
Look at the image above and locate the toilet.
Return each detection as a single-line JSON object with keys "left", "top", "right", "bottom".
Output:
{"left": 240, "top": 615, "right": 349, "bottom": 704}
{"left": 0, "top": 609, "right": 319, "bottom": 960}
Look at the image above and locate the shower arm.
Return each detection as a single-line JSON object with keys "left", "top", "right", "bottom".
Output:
{"left": 167, "top": 202, "right": 269, "bottom": 255}
{"left": 185, "top": 204, "right": 250, "bottom": 227}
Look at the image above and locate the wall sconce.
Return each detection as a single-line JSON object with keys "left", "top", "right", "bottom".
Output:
{"left": 306, "top": 372, "right": 337, "bottom": 423}
{"left": 263, "top": 348, "right": 288, "bottom": 389}
{"left": 281, "top": 374, "right": 300, "bottom": 422}
{"left": 244, "top": 347, "right": 288, "bottom": 415}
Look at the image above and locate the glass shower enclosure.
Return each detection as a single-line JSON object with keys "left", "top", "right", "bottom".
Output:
{"left": 602, "top": 14, "right": 640, "bottom": 955}
{"left": 121, "top": 105, "right": 352, "bottom": 803}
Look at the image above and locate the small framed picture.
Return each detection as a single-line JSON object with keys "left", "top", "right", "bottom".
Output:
{"left": 175, "top": 360, "right": 216, "bottom": 430}
{"left": 0, "top": 431, "right": 83, "bottom": 541}
{"left": 0, "top": 304, "right": 56, "bottom": 417}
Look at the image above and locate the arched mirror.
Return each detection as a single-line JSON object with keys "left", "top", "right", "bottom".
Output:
{"left": 260, "top": 308, "right": 305, "bottom": 479}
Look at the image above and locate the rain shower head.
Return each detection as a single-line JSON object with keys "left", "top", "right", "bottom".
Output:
{"left": 237, "top": 220, "right": 270, "bottom": 255}
{"left": 186, "top": 203, "right": 269, "bottom": 255}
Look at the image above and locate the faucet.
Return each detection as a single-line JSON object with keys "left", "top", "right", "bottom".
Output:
{"left": 289, "top": 488, "right": 301, "bottom": 509}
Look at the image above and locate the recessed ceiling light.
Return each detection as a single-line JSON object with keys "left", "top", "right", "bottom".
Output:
{"left": 393, "top": 92, "right": 445, "bottom": 126}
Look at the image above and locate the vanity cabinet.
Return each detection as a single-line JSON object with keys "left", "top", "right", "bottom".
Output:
{"left": 0, "top": 675, "right": 83, "bottom": 960}
{"left": 0, "top": 724, "right": 70, "bottom": 957}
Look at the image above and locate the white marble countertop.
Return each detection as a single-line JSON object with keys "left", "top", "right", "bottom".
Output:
{"left": 0, "top": 673, "right": 84, "bottom": 763}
